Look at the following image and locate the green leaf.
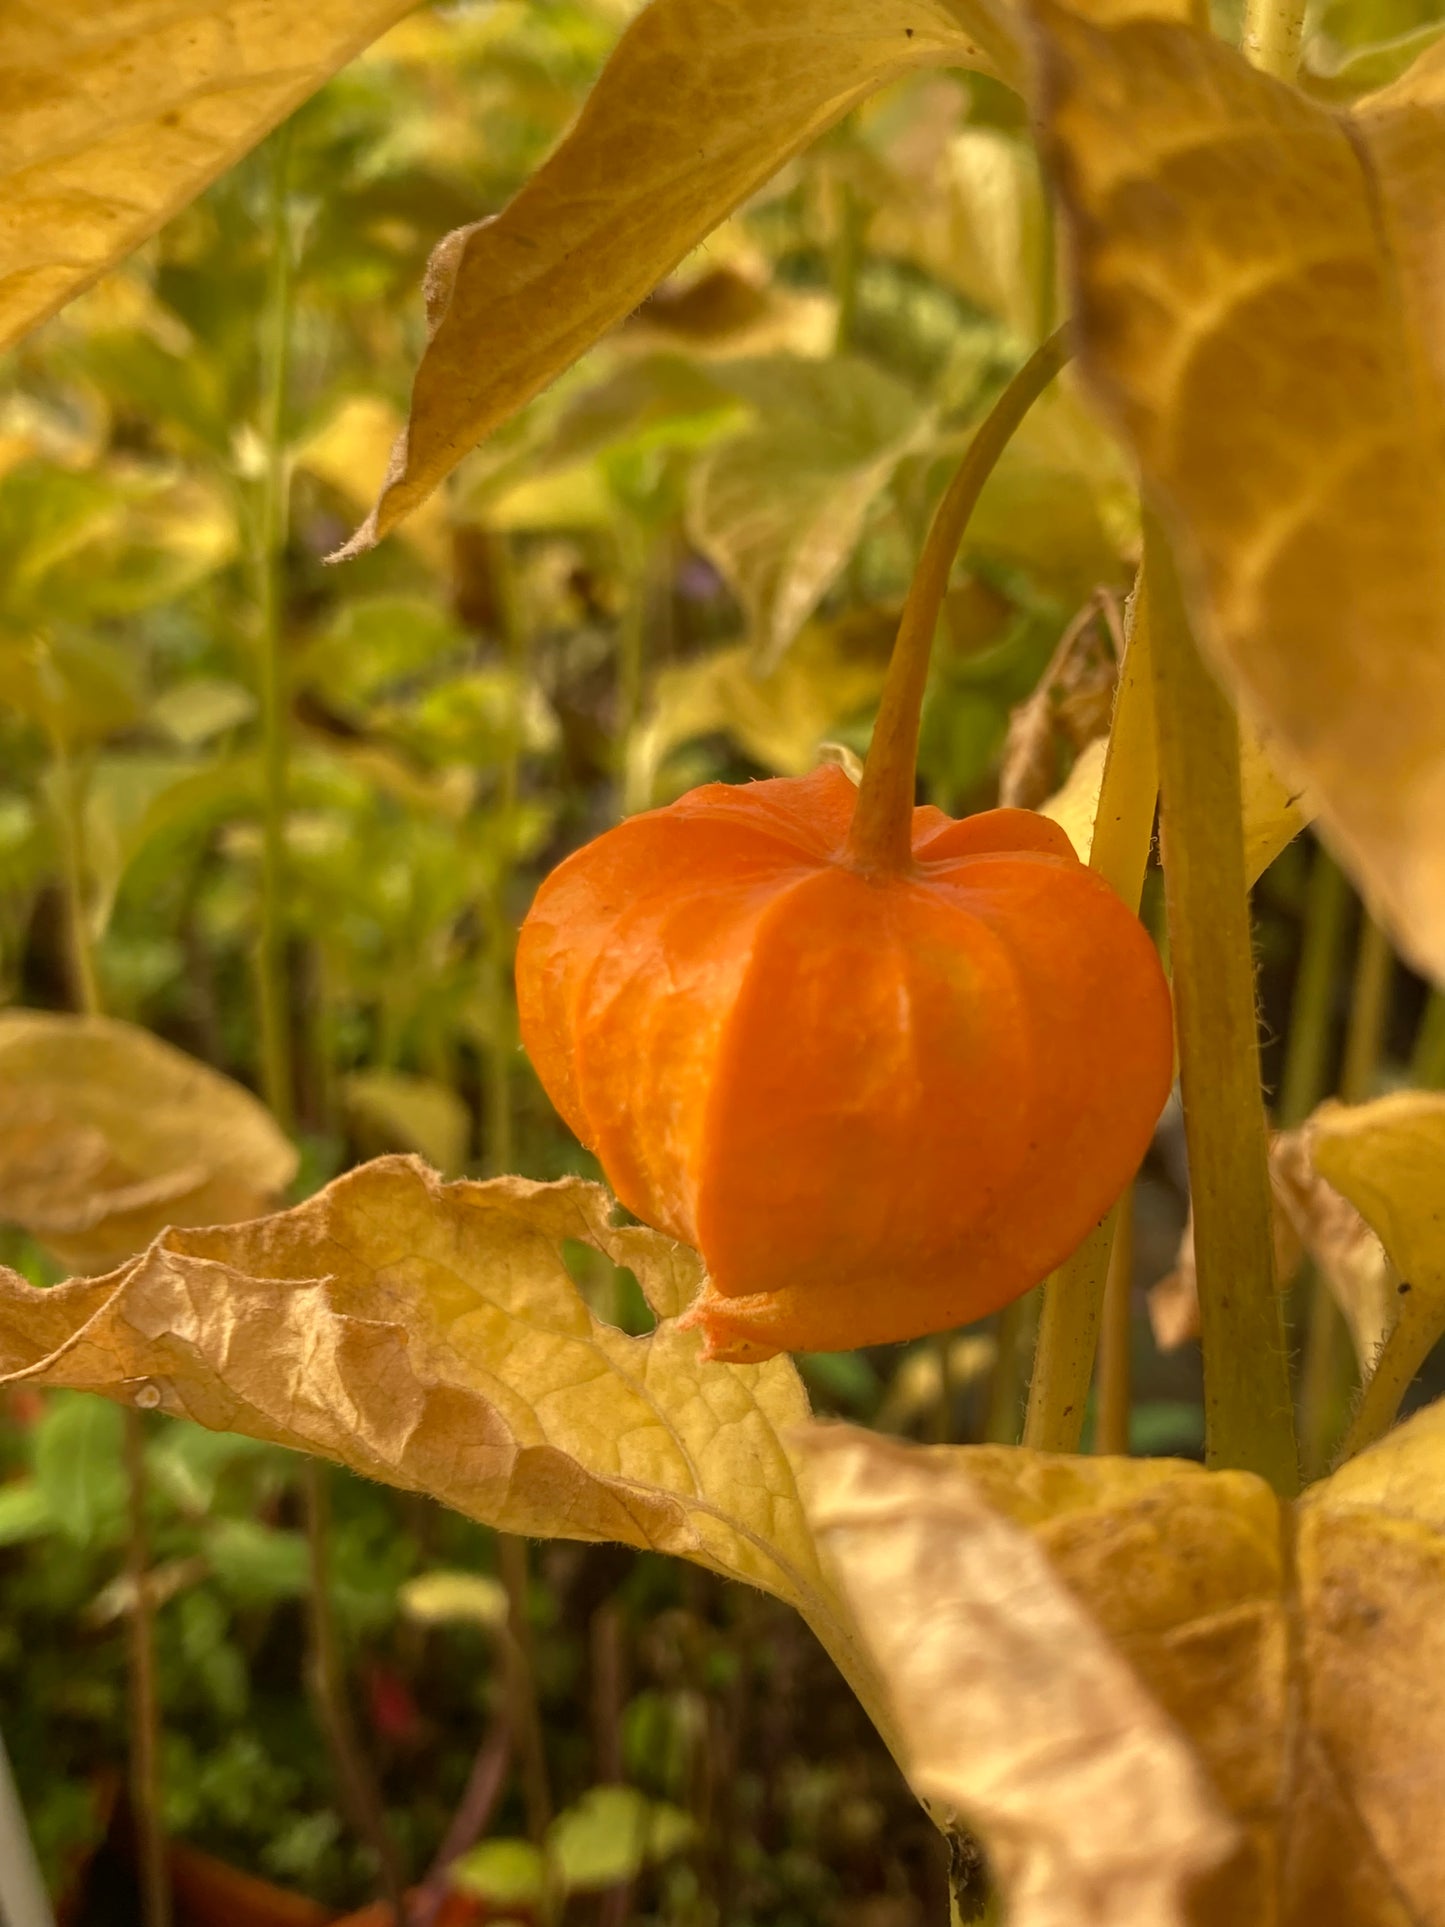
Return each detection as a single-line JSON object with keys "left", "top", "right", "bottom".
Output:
{"left": 548, "top": 1786, "right": 697, "bottom": 1893}
{"left": 206, "top": 1520, "right": 309, "bottom": 1605}
{"left": 686, "top": 356, "right": 927, "bottom": 662}
{"left": 0, "top": 1478, "right": 53, "bottom": 1547}
{"left": 450, "top": 1840, "right": 545, "bottom": 1908}
{"left": 33, "top": 1393, "right": 126, "bottom": 1545}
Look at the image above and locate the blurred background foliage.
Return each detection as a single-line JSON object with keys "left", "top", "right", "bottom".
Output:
{"left": 3, "top": 1, "right": 1444, "bottom": 1923}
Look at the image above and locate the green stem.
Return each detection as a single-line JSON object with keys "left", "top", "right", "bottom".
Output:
{"left": 846, "top": 326, "right": 1071, "bottom": 876}
{"left": 1093, "top": 1193, "right": 1134, "bottom": 1455}
{"left": 1303, "top": 911, "right": 1395, "bottom": 1472}
{"left": 1337, "top": 1285, "right": 1442, "bottom": 1462}
{"left": 1242, "top": 0, "right": 1308, "bottom": 79}
{"left": 1410, "top": 989, "right": 1445, "bottom": 1088}
{"left": 1277, "top": 849, "right": 1350, "bottom": 1129}
{"left": 1024, "top": 576, "right": 1158, "bottom": 1452}
{"left": 254, "top": 126, "right": 296, "bottom": 1129}
{"left": 49, "top": 730, "right": 100, "bottom": 1018}
{"left": 983, "top": 1296, "right": 1031, "bottom": 1444}
{"left": 1147, "top": 514, "right": 1298, "bottom": 1495}
{"left": 1340, "top": 914, "right": 1393, "bottom": 1106}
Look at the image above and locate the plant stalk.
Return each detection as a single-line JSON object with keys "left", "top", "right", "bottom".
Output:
{"left": 1276, "top": 849, "right": 1350, "bottom": 1129}
{"left": 49, "top": 732, "right": 100, "bottom": 1019}
{"left": 1093, "top": 1194, "right": 1135, "bottom": 1455}
{"left": 1242, "top": 0, "right": 1308, "bottom": 79}
{"left": 847, "top": 326, "right": 1071, "bottom": 876}
{"left": 1147, "top": 514, "right": 1297, "bottom": 1495}
{"left": 302, "top": 1460, "right": 407, "bottom": 1916}
{"left": 497, "top": 1534, "right": 554, "bottom": 1842}
{"left": 50, "top": 729, "right": 170, "bottom": 1927}
{"left": 1024, "top": 576, "right": 1159, "bottom": 1452}
{"left": 254, "top": 126, "right": 296, "bottom": 1129}
{"left": 1410, "top": 989, "right": 1445, "bottom": 1088}
{"left": 123, "top": 1408, "right": 171, "bottom": 1927}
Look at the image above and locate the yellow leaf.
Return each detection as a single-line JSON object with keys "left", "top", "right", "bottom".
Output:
{"left": 343, "top": 1070, "right": 471, "bottom": 1175}
{"left": 336, "top": 0, "right": 1020, "bottom": 557}
{"left": 1038, "top": 734, "right": 1107, "bottom": 859}
{"left": 1273, "top": 1118, "right": 1394, "bottom": 1367}
{"left": 1032, "top": 6, "right": 1445, "bottom": 981}
{"left": 803, "top": 1419, "right": 1445, "bottom": 1923}
{"left": 1309, "top": 1091, "right": 1445, "bottom": 1297}
{"left": 296, "top": 397, "right": 450, "bottom": 569}
{"left": 0, "top": 1012, "right": 296, "bottom": 1273}
{"left": 800, "top": 1429, "right": 1241, "bottom": 1927}
{"left": 1306, "top": 1093, "right": 1445, "bottom": 1450}
{"left": 0, "top": 1, "right": 418, "bottom": 351}
{"left": 398, "top": 1569, "right": 509, "bottom": 1632}
{"left": 625, "top": 614, "right": 891, "bottom": 812}
{"left": 0, "top": 1155, "right": 876, "bottom": 1707}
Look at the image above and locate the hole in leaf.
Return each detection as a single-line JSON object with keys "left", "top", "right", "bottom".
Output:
{"left": 561, "top": 1238, "right": 656, "bottom": 1337}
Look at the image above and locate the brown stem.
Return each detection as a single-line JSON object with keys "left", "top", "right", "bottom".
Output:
{"left": 302, "top": 1460, "right": 406, "bottom": 1917}
{"left": 846, "top": 326, "right": 1072, "bottom": 875}
{"left": 124, "top": 1407, "right": 171, "bottom": 1927}
{"left": 497, "top": 1534, "right": 553, "bottom": 1841}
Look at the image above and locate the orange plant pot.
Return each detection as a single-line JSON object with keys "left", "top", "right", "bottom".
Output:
{"left": 517, "top": 765, "right": 1171, "bottom": 1362}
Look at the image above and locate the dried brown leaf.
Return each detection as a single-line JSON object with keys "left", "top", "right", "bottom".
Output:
{"left": 0, "top": 1154, "right": 881, "bottom": 1713}
{"left": 0, "top": 1011, "right": 295, "bottom": 1272}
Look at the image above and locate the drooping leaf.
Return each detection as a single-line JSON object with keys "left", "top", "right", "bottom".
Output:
{"left": 802, "top": 1417, "right": 1445, "bottom": 1924}
{"left": 1031, "top": 4, "right": 1445, "bottom": 981}
{"left": 336, "top": 0, "right": 1021, "bottom": 556}
{"left": 0, "top": 1011, "right": 297, "bottom": 1272}
{"left": 802, "top": 1431, "right": 1243, "bottom": 1926}
{"left": 0, "top": 1155, "right": 879, "bottom": 1716}
{"left": 0, "top": 0, "right": 420, "bottom": 351}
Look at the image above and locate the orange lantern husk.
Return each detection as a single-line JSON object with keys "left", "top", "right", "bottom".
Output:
{"left": 516, "top": 762, "right": 1172, "bottom": 1363}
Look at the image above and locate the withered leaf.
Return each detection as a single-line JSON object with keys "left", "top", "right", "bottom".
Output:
{"left": 336, "top": 0, "right": 1020, "bottom": 557}
{"left": 801, "top": 1429, "right": 1241, "bottom": 1927}
{"left": 1, "top": 1, "right": 417, "bottom": 351}
{"left": 803, "top": 1419, "right": 1445, "bottom": 1925}
{"left": 0, "top": 1155, "right": 879, "bottom": 1711}
{"left": 1032, "top": 5, "right": 1445, "bottom": 981}
{"left": 0, "top": 1011, "right": 296, "bottom": 1272}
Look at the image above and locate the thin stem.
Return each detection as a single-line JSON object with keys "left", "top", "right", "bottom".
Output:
{"left": 124, "top": 1409, "right": 170, "bottom": 1927}
{"left": 1304, "top": 911, "right": 1395, "bottom": 1472}
{"left": 1410, "top": 989, "right": 1445, "bottom": 1088}
{"left": 1277, "top": 849, "right": 1350, "bottom": 1128}
{"left": 497, "top": 1534, "right": 554, "bottom": 1842}
{"left": 1147, "top": 513, "right": 1297, "bottom": 1495}
{"left": 1024, "top": 576, "right": 1158, "bottom": 1453}
{"left": 1338, "top": 1285, "right": 1442, "bottom": 1462}
{"left": 1242, "top": 0, "right": 1308, "bottom": 79}
{"left": 302, "top": 1460, "right": 407, "bottom": 1917}
{"left": 49, "top": 738, "right": 168, "bottom": 1922}
{"left": 984, "top": 1296, "right": 1031, "bottom": 1444}
{"left": 1093, "top": 1192, "right": 1135, "bottom": 1455}
{"left": 846, "top": 326, "right": 1072, "bottom": 876}
{"left": 49, "top": 731, "right": 99, "bottom": 1018}
{"left": 254, "top": 126, "right": 296, "bottom": 1129}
